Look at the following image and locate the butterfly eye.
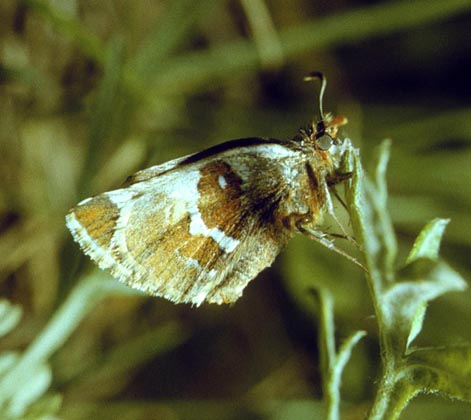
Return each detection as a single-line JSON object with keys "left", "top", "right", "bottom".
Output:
{"left": 317, "top": 134, "right": 334, "bottom": 151}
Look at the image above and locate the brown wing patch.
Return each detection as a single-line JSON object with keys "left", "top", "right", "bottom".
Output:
{"left": 126, "top": 214, "right": 224, "bottom": 276}
{"left": 205, "top": 221, "right": 291, "bottom": 304}
{"left": 71, "top": 196, "right": 119, "bottom": 249}
{"left": 197, "top": 160, "right": 244, "bottom": 233}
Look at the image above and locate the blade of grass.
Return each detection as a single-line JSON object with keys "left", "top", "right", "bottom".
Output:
{"left": 146, "top": 0, "right": 471, "bottom": 95}
{"left": 128, "top": 0, "right": 221, "bottom": 84}
{"left": 239, "top": 0, "right": 283, "bottom": 68}
{"left": 25, "top": 0, "right": 105, "bottom": 64}
{"left": 80, "top": 36, "right": 126, "bottom": 193}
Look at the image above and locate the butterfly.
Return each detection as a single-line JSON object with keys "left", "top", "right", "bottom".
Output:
{"left": 66, "top": 72, "right": 360, "bottom": 306}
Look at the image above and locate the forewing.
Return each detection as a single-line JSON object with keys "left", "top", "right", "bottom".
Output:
{"left": 66, "top": 142, "right": 303, "bottom": 305}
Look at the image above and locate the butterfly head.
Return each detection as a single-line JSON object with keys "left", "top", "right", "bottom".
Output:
{"left": 300, "top": 72, "right": 348, "bottom": 153}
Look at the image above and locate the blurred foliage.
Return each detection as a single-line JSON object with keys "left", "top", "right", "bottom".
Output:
{"left": 0, "top": 0, "right": 470, "bottom": 419}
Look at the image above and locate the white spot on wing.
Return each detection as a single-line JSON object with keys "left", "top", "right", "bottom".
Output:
{"left": 187, "top": 257, "right": 202, "bottom": 270}
{"left": 188, "top": 204, "right": 240, "bottom": 253}
{"left": 106, "top": 190, "right": 135, "bottom": 207}
{"left": 188, "top": 205, "right": 207, "bottom": 235}
{"left": 218, "top": 175, "right": 227, "bottom": 189}
{"left": 210, "top": 228, "right": 239, "bottom": 253}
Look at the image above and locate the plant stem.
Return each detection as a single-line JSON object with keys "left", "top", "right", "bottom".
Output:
{"left": 318, "top": 289, "right": 340, "bottom": 420}
{"left": 345, "top": 143, "right": 400, "bottom": 418}
{"left": 317, "top": 287, "right": 366, "bottom": 420}
{"left": 368, "top": 368, "right": 417, "bottom": 420}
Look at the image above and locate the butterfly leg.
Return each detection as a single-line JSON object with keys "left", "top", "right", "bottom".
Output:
{"left": 297, "top": 223, "right": 367, "bottom": 272}
{"left": 320, "top": 176, "right": 362, "bottom": 249}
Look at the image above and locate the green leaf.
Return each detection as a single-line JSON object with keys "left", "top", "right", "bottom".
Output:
{"left": 335, "top": 330, "right": 367, "bottom": 383}
{"left": 406, "top": 218, "right": 450, "bottom": 264}
{"left": 382, "top": 259, "right": 467, "bottom": 352}
{"left": 370, "top": 140, "right": 397, "bottom": 282}
{"left": 344, "top": 140, "right": 396, "bottom": 287}
{"left": 406, "top": 345, "right": 471, "bottom": 403}
{"left": 406, "top": 300, "right": 427, "bottom": 350}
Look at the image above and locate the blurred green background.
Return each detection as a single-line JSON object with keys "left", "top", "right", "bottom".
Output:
{"left": 1, "top": 0, "right": 470, "bottom": 419}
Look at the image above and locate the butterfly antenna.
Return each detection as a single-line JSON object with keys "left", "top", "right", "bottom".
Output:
{"left": 303, "top": 71, "right": 327, "bottom": 121}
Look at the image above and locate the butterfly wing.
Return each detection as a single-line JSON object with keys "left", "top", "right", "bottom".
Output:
{"left": 66, "top": 140, "right": 314, "bottom": 305}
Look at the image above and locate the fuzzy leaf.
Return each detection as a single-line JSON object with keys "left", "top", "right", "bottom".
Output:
{"left": 5, "top": 362, "right": 52, "bottom": 418}
{"left": 405, "top": 300, "right": 427, "bottom": 350}
{"left": 336, "top": 330, "right": 367, "bottom": 378}
{"left": 382, "top": 259, "right": 466, "bottom": 352}
{"left": 406, "top": 345, "right": 471, "bottom": 403}
{"left": 406, "top": 218, "right": 450, "bottom": 264}
{"left": 343, "top": 140, "right": 396, "bottom": 287}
